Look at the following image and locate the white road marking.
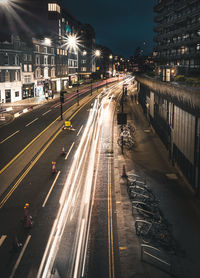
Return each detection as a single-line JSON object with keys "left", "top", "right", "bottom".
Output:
{"left": 25, "top": 117, "right": 38, "bottom": 127}
{"left": 0, "top": 235, "right": 7, "bottom": 247}
{"left": 42, "top": 171, "right": 61, "bottom": 207}
{"left": 77, "top": 125, "right": 83, "bottom": 136}
{"left": 0, "top": 130, "right": 20, "bottom": 144}
{"left": 42, "top": 110, "right": 51, "bottom": 116}
{"left": 9, "top": 235, "right": 31, "bottom": 278}
{"left": 65, "top": 142, "right": 75, "bottom": 160}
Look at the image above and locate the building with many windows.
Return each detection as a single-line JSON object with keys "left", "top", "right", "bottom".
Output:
{"left": 154, "top": 0, "right": 200, "bottom": 79}
{"left": 0, "top": 36, "right": 23, "bottom": 103}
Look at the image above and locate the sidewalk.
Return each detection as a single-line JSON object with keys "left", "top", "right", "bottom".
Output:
{"left": 0, "top": 83, "right": 91, "bottom": 127}
{"left": 114, "top": 94, "right": 200, "bottom": 277}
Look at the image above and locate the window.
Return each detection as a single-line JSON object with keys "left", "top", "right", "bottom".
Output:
{"left": 35, "top": 68, "right": 41, "bottom": 78}
{"left": 28, "top": 55, "right": 32, "bottom": 61}
{"left": 15, "top": 71, "right": 20, "bottom": 81}
{"left": 65, "top": 50, "right": 67, "bottom": 55}
{"left": 24, "top": 75, "right": 31, "bottom": 83}
{"left": 74, "top": 61, "right": 77, "bottom": 67}
{"left": 51, "top": 48, "right": 54, "bottom": 54}
{"left": 48, "top": 3, "right": 60, "bottom": 13}
{"left": 44, "top": 67, "right": 49, "bottom": 78}
{"left": 15, "top": 91, "right": 19, "bottom": 97}
{"left": 82, "top": 60, "right": 86, "bottom": 64}
{"left": 51, "top": 56, "right": 55, "bottom": 65}
{"left": 23, "top": 54, "right": 27, "bottom": 61}
{"left": 15, "top": 55, "right": 19, "bottom": 65}
{"left": 44, "top": 47, "right": 47, "bottom": 54}
{"left": 51, "top": 68, "right": 55, "bottom": 77}
{"left": 29, "top": 64, "right": 32, "bottom": 72}
{"left": 44, "top": 56, "right": 48, "bottom": 65}
{"left": 5, "top": 71, "right": 10, "bottom": 82}
{"left": 24, "top": 64, "right": 27, "bottom": 72}
{"left": 57, "top": 48, "right": 60, "bottom": 55}
{"left": 36, "top": 55, "right": 40, "bottom": 65}
{"left": 36, "top": 45, "right": 40, "bottom": 52}
{"left": 81, "top": 67, "right": 87, "bottom": 72}
{"left": 4, "top": 53, "right": 9, "bottom": 65}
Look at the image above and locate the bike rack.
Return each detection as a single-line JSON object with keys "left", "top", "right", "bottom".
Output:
{"left": 135, "top": 219, "right": 152, "bottom": 235}
{"left": 141, "top": 244, "right": 175, "bottom": 276}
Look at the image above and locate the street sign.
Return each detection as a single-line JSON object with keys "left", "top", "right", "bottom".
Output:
{"left": 117, "top": 113, "right": 127, "bottom": 125}
{"left": 65, "top": 121, "right": 71, "bottom": 127}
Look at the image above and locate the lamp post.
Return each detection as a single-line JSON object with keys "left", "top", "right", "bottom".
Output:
{"left": 91, "top": 49, "right": 101, "bottom": 95}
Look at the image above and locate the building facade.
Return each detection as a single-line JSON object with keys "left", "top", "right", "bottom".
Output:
{"left": 0, "top": 0, "right": 98, "bottom": 102}
{"left": 154, "top": 0, "right": 200, "bottom": 77}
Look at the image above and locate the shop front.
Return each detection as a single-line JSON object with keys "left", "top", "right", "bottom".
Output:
{"left": 22, "top": 83, "right": 34, "bottom": 99}
{"left": 35, "top": 81, "right": 44, "bottom": 97}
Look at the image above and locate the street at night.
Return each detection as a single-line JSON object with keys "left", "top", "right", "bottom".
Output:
{"left": 1, "top": 0, "right": 200, "bottom": 278}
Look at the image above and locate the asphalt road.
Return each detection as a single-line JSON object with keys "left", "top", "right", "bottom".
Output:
{"left": 0, "top": 78, "right": 131, "bottom": 278}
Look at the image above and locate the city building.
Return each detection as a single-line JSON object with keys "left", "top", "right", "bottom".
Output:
{"left": 154, "top": 0, "right": 200, "bottom": 80}
{"left": 95, "top": 44, "right": 114, "bottom": 79}
{"left": 0, "top": 0, "right": 98, "bottom": 101}
{"left": 0, "top": 35, "right": 23, "bottom": 103}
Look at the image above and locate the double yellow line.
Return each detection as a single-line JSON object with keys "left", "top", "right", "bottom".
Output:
{"left": 0, "top": 93, "right": 97, "bottom": 209}
{"left": 108, "top": 157, "right": 115, "bottom": 278}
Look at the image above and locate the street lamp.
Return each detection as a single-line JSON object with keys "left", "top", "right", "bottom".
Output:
{"left": 90, "top": 49, "right": 101, "bottom": 95}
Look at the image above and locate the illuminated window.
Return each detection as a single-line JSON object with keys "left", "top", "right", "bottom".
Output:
{"left": 57, "top": 48, "right": 60, "bottom": 55}
{"left": 24, "top": 64, "right": 27, "bottom": 72}
{"left": 15, "top": 71, "right": 19, "bottom": 81}
{"left": 36, "top": 55, "right": 40, "bottom": 65}
{"left": 29, "top": 64, "right": 32, "bottom": 72}
{"left": 48, "top": 3, "right": 60, "bottom": 13}
{"left": 5, "top": 71, "right": 10, "bottom": 82}
{"left": 81, "top": 67, "right": 87, "bottom": 71}
{"left": 35, "top": 68, "right": 41, "bottom": 78}
{"left": 51, "top": 68, "right": 55, "bottom": 77}
{"left": 44, "top": 67, "right": 49, "bottom": 78}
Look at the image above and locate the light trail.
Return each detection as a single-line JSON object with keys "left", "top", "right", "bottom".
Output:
{"left": 37, "top": 77, "right": 132, "bottom": 278}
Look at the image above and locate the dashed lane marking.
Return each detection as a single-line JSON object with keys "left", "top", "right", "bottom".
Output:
{"left": 25, "top": 117, "right": 39, "bottom": 127}
{"left": 9, "top": 235, "right": 31, "bottom": 278}
{"left": 0, "top": 130, "right": 20, "bottom": 144}
{"left": 42, "top": 170, "right": 61, "bottom": 207}
{"left": 42, "top": 110, "right": 51, "bottom": 116}
{"left": 77, "top": 125, "right": 83, "bottom": 136}
{"left": 65, "top": 142, "right": 75, "bottom": 160}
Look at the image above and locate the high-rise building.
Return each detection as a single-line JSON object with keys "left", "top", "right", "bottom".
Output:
{"left": 154, "top": 0, "right": 200, "bottom": 75}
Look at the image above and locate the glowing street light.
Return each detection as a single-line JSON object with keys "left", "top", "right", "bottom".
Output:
{"left": 109, "top": 54, "right": 113, "bottom": 59}
{"left": 44, "top": 38, "right": 52, "bottom": 46}
{"left": 95, "top": 49, "right": 101, "bottom": 57}
{"left": 0, "top": 0, "right": 9, "bottom": 5}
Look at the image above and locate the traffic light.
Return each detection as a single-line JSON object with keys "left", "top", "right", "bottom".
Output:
{"left": 60, "top": 91, "right": 64, "bottom": 103}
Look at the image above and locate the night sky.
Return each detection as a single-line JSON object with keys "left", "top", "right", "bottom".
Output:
{"left": 62, "top": 0, "right": 157, "bottom": 58}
